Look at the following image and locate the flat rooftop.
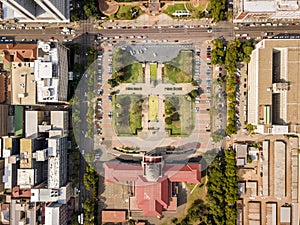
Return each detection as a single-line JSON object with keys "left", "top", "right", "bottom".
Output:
{"left": 11, "top": 62, "right": 36, "bottom": 105}
{"left": 20, "top": 138, "right": 33, "bottom": 168}
{"left": 274, "top": 141, "right": 286, "bottom": 198}
{"left": 248, "top": 39, "right": 300, "bottom": 132}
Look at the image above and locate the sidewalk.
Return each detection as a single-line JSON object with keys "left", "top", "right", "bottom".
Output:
{"left": 101, "top": 14, "right": 212, "bottom": 27}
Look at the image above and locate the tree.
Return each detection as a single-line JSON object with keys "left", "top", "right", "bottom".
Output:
{"left": 212, "top": 39, "right": 224, "bottom": 49}
{"left": 71, "top": 9, "right": 80, "bottom": 22}
{"left": 108, "top": 78, "right": 119, "bottom": 87}
{"left": 171, "top": 112, "right": 180, "bottom": 121}
{"left": 211, "top": 131, "right": 225, "bottom": 143}
{"left": 243, "top": 46, "right": 254, "bottom": 56}
{"left": 246, "top": 123, "right": 257, "bottom": 134}
{"left": 191, "top": 80, "right": 198, "bottom": 86}
{"left": 243, "top": 55, "right": 251, "bottom": 64}
{"left": 83, "top": 198, "right": 96, "bottom": 225}
{"left": 165, "top": 116, "right": 172, "bottom": 125}
{"left": 83, "top": 165, "right": 99, "bottom": 191}
{"left": 188, "top": 90, "right": 199, "bottom": 99}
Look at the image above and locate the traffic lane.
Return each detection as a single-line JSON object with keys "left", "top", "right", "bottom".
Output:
{"left": 237, "top": 25, "right": 300, "bottom": 32}
{"left": 0, "top": 27, "right": 221, "bottom": 42}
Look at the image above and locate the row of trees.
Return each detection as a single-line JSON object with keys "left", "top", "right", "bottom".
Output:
{"left": 83, "top": 197, "right": 97, "bottom": 225}
{"left": 82, "top": 165, "right": 99, "bottom": 225}
{"left": 68, "top": 130, "right": 80, "bottom": 188}
{"left": 225, "top": 39, "right": 253, "bottom": 135}
{"left": 83, "top": 165, "right": 99, "bottom": 198}
{"left": 211, "top": 39, "right": 254, "bottom": 135}
{"left": 206, "top": 149, "right": 239, "bottom": 225}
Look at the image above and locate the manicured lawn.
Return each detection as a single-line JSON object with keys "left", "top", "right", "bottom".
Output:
{"left": 112, "top": 48, "right": 144, "bottom": 83}
{"left": 150, "top": 63, "right": 157, "bottom": 82}
{"left": 164, "top": 51, "right": 193, "bottom": 83}
{"left": 115, "top": 5, "right": 140, "bottom": 20}
{"left": 148, "top": 95, "right": 159, "bottom": 121}
{"left": 128, "top": 63, "right": 143, "bottom": 83}
{"left": 113, "top": 62, "right": 143, "bottom": 83}
{"left": 163, "top": 4, "right": 186, "bottom": 17}
{"left": 164, "top": 64, "right": 191, "bottom": 83}
{"left": 113, "top": 95, "right": 143, "bottom": 135}
{"left": 164, "top": 95, "right": 194, "bottom": 136}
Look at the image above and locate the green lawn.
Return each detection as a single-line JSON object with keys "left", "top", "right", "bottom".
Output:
{"left": 150, "top": 63, "right": 157, "bottom": 82}
{"left": 164, "top": 64, "right": 192, "bottom": 83}
{"left": 113, "top": 62, "right": 143, "bottom": 83}
{"left": 164, "top": 51, "right": 193, "bottom": 83}
{"left": 113, "top": 95, "right": 143, "bottom": 135}
{"left": 170, "top": 50, "right": 194, "bottom": 76}
{"left": 115, "top": 5, "right": 140, "bottom": 20}
{"left": 148, "top": 95, "right": 159, "bottom": 121}
{"left": 165, "top": 95, "right": 194, "bottom": 136}
{"left": 163, "top": 4, "right": 186, "bottom": 17}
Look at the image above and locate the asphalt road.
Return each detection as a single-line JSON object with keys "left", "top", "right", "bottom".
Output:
{"left": 1, "top": 22, "right": 300, "bottom": 44}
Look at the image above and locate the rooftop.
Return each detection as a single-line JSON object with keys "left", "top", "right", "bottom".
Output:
{"left": 0, "top": 43, "right": 37, "bottom": 63}
{"left": 11, "top": 61, "right": 36, "bottom": 105}
{"left": 17, "top": 169, "right": 35, "bottom": 189}
{"left": 104, "top": 157, "right": 201, "bottom": 216}
{"left": 248, "top": 39, "right": 300, "bottom": 133}
{"left": 101, "top": 210, "right": 127, "bottom": 223}
{"left": 20, "top": 138, "right": 33, "bottom": 168}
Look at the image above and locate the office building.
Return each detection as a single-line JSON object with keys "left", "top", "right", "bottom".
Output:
{"left": 234, "top": 0, "right": 300, "bottom": 23}
{"left": 35, "top": 41, "right": 68, "bottom": 103}
{"left": 1, "top": 0, "right": 69, "bottom": 22}
{"left": 248, "top": 39, "right": 300, "bottom": 134}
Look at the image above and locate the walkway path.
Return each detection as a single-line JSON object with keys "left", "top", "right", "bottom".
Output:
{"left": 145, "top": 63, "right": 150, "bottom": 85}
{"left": 157, "top": 63, "right": 163, "bottom": 83}
{"left": 116, "top": 82, "right": 193, "bottom": 96}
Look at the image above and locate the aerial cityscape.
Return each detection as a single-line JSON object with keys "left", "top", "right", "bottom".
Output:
{"left": 0, "top": 0, "right": 299, "bottom": 224}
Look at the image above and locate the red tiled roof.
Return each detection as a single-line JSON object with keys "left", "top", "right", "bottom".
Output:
{"left": 136, "top": 176, "right": 169, "bottom": 216}
{"left": 165, "top": 164, "right": 201, "bottom": 184}
{"left": 12, "top": 186, "right": 31, "bottom": 198}
{"left": 104, "top": 162, "right": 142, "bottom": 182}
{"left": 101, "top": 210, "right": 127, "bottom": 222}
{"left": 0, "top": 44, "right": 37, "bottom": 62}
{"left": 104, "top": 161, "right": 201, "bottom": 216}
